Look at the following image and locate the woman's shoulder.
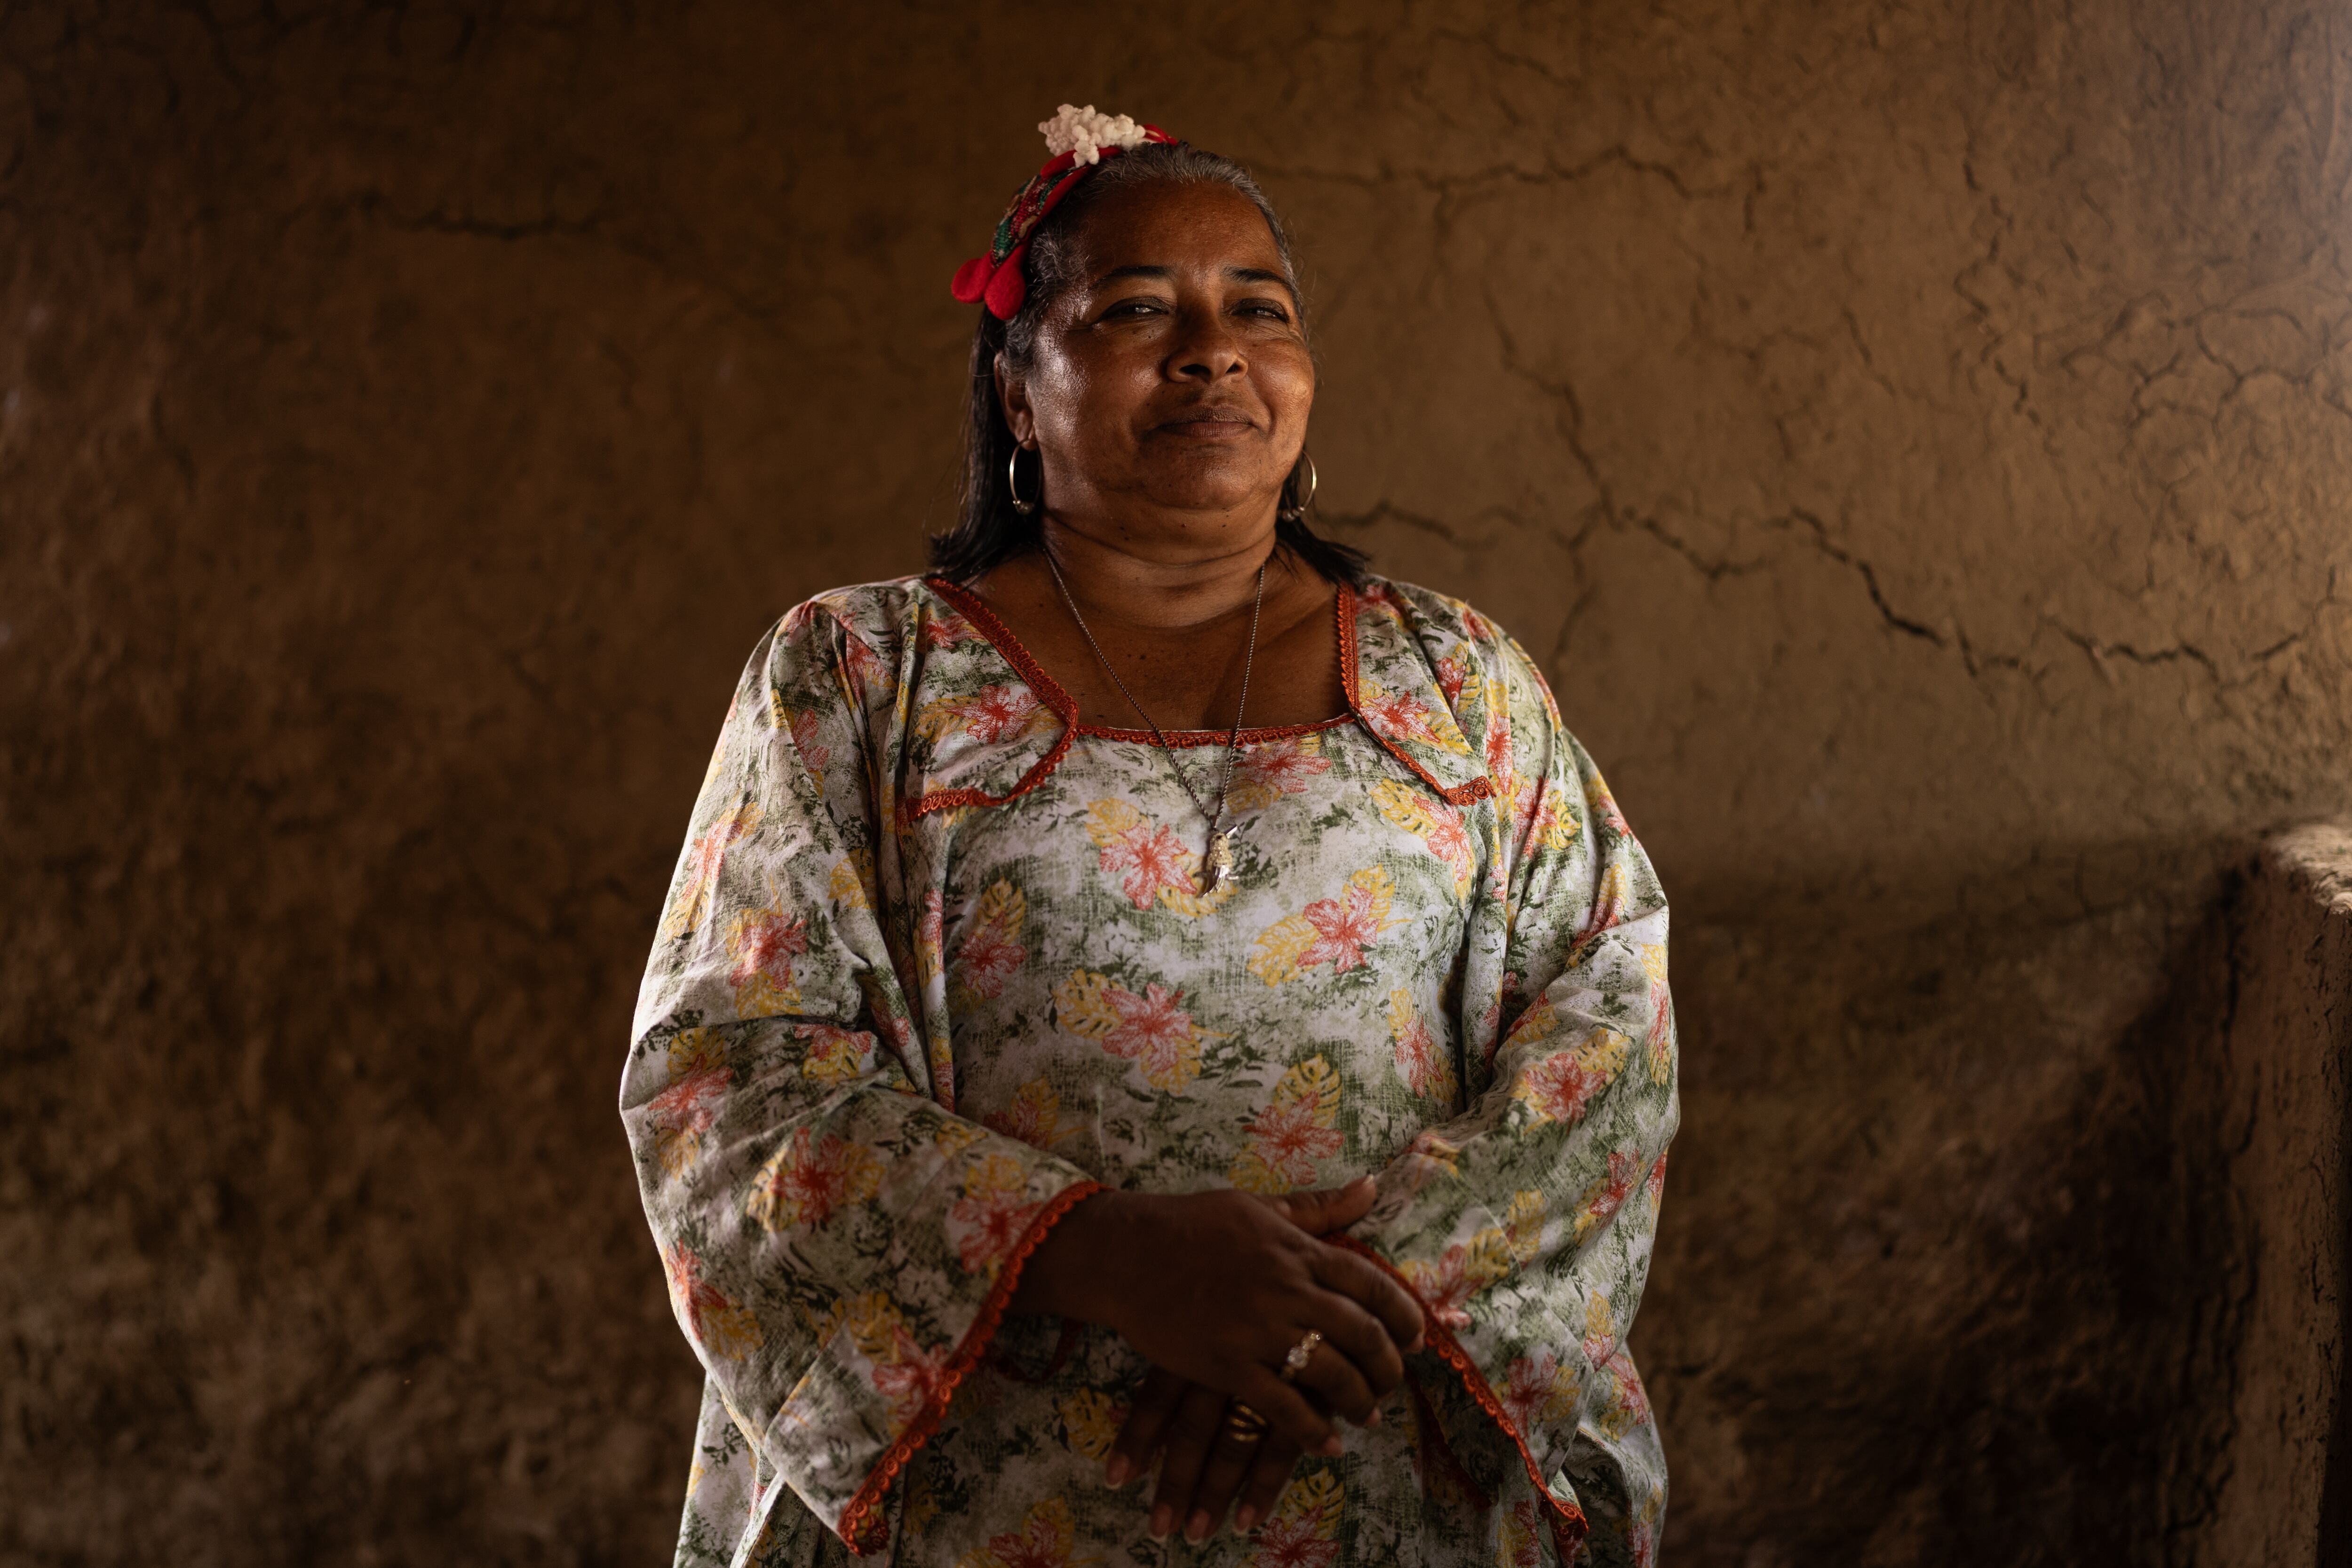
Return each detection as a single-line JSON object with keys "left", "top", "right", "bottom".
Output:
{"left": 1356, "top": 572, "right": 1530, "bottom": 665}
{"left": 1358, "top": 571, "right": 1565, "bottom": 736}
{"left": 777, "top": 573, "right": 930, "bottom": 635}
{"left": 737, "top": 576, "right": 954, "bottom": 713}
{"left": 764, "top": 573, "right": 978, "bottom": 663}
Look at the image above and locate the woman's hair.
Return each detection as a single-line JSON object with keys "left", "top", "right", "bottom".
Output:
{"left": 929, "top": 142, "right": 1367, "bottom": 586}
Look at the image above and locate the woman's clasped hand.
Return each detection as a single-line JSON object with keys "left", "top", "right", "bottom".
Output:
{"left": 1009, "top": 1174, "right": 1425, "bottom": 1543}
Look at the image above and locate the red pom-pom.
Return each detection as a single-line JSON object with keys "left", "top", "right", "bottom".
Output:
{"left": 983, "top": 245, "right": 1029, "bottom": 319}
{"left": 950, "top": 255, "right": 993, "bottom": 304}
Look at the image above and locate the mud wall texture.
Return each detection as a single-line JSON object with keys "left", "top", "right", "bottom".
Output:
{"left": 5, "top": 2, "right": 2349, "bottom": 1565}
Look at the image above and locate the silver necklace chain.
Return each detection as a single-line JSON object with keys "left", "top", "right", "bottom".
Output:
{"left": 1046, "top": 552, "right": 1265, "bottom": 893}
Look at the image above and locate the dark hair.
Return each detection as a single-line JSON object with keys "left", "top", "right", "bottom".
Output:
{"left": 929, "top": 141, "right": 1367, "bottom": 586}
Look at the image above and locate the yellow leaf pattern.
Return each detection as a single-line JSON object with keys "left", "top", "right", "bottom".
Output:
{"left": 984, "top": 1077, "right": 1065, "bottom": 1149}
{"left": 1504, "top": 1189, "right": 1546, "bottom": 1267}
{"left": 1371, "top": 777, "right": 1476, "bottom": 901}
{"left": 1245, "top": 912, "right": 1319, "bottom": 988}
{"left": 1244, "top": 1468, "right": 1344, "bottom": 1567}
{"left": 1246, "top": 866, "right": 1399, "bottom": 987}
{"left": 1083, "top": 799, "right": 1235, "bottom": 917}
{"left": 797, "top": 1024, "right": 869, "bottom": 1088}
{"left": 956, "top": 1497, "right": 1094, "bottom": 1568}
{"left": 829, "top": 847, "right": 874, "bottom": 912}
{"left": 1057, "top": 1389, "right": 1124, "bottom": 1461}
{"left": 658, "top": 799, "right": 763, "bottom": 941}
{"left": 1080, "top": 798, "right": 1144, "bottom": 846}
{"left": 1049, "top": 970, "right": 1125, "bottom": 1038}
{"left": 743, "top": 1130, "right": 884, "bottom": 1232}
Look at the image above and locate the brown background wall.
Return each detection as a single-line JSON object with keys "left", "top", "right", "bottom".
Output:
{"left": 5, "top": 1, "right": 2349, "bottom": 1563}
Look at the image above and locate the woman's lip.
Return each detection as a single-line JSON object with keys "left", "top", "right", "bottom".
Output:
{"left": 1157, "top": 415, "right": 1258, "bottom": 438}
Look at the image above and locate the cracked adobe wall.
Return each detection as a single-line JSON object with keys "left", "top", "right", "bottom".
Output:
{"left": 4, "top": 2, "right": 2348, "bottom": 1565}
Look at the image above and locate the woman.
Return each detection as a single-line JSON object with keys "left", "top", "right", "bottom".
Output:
{"left": 623, "top": 105, "right": 1677, "bottom": 1568}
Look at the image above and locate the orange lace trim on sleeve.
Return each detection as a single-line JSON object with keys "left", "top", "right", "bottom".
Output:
{"left": 833, "top": 1179, "right": 1104, "bottom": 1555}
{"left": 1330, "top": 1235, "right": 1590, "bottom": 1562}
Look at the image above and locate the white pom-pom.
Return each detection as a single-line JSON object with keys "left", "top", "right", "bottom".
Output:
{"left": 1038, "top": 103, "right": 1149, "bottom": 165}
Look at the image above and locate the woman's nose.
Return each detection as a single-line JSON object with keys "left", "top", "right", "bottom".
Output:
{"left": 1167, "top": 312, "right": 1246, "bottom": 380}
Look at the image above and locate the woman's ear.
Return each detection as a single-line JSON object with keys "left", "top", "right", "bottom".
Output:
{"left": 994, "top": 354, "right": 1036, "bottom": 448}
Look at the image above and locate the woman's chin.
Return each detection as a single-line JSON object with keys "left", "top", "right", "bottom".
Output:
{"left": 1140, "top": 485, "right": 1282, "bottom": 520}
{"left": 1130, "top": 462, "right": 1288, "bottom": 518}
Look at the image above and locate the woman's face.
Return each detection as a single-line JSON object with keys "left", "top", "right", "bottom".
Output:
{"left": 1001, "top": 180, "right": 1314, "bottom": 540}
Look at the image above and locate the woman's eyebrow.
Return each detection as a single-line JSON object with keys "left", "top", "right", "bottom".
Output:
{"left": 1092, "top": 263, "right": 1176, "bottom": 287}
{"left": 1227, "top": 265, "right": 1301, "bottom": 304}
{"left": 1088, "top": 262, "right": 1300, "bottom": 305}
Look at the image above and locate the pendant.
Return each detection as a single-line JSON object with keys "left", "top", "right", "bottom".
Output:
{"left": 1201, "top": 831, "right": 1236, "bottom": 893}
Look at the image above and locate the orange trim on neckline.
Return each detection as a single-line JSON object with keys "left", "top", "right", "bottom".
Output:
{"left": 900, "top": 579, "right": 1083, "bottom": 826}
{"left": 836, "top": 1180, "right": 1105, "bottom": 1554}
{"left": 1331, "top": 1235, "right": 1590, "bottom": 1562}
{"left": 1077, "top": 711, "right": 1355, "bottom": 747}
{"left": 1338, "top": 591, "right": 1494, "bottom": 808}
{"left": 926, "top": 575, "right": 1085, "bottom": 721}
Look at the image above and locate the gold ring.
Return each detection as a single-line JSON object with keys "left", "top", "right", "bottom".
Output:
{"left": 1280, "top": 1330, "right": 1322, "bottom": 1383}
{"left": 1223, "top": 1401, "right": 1269, "bottom": 1442}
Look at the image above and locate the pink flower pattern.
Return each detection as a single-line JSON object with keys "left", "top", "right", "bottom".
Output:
{"left": 1394, "top": 1006, "right": 1446, "bottom": 1097}
{"left": 727, "top": 908, "right": 807, "bottom": 994}
{"left": 648, "top": 1065, "right": 729, "bottom": 1136}
{"left": 1238, "top": 736, "right": 1333, "bottom": 796}
{"left": 951, "top": 683, "right": 1044, "bottom": 744}
{"left": 1096, "top": 819, "right": 1193, "bottom": 909}
{"left": 1298, "top": 879, "right": 1388, "bottom": 973}
{"left": 1240, "top": 1094, "right": 1345, "bottom": 1189}
{"left": 1099, "top": 981, "right": 1197, "bottom": 1084}
{"left": 954, "top": 918, "right": 1026, "bottom": 999}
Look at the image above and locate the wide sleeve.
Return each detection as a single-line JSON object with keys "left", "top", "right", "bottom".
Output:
{"left": 620, "top": 600, "right": 1102, "bottom": 1555}
{"left": 1346, "top": 627, "right": 1678, "bottom": 1563}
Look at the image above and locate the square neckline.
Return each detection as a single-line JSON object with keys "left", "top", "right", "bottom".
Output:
{"left": 923, "top": 573, "right": 1359, "bottom": 749}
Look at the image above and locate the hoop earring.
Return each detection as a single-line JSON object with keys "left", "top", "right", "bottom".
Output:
{"left": 1007, "top": 446, "right": 1038, "bottom": 516}
{"left": 1278, "top": 453, "right": 1318, "bottom": 522}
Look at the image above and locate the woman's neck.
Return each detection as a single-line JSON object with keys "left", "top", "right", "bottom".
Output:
{"left": 1040, "top": 513, "right": 1280, "bottom": 632}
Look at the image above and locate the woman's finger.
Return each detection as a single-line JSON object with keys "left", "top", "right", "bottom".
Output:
{"left": 1306, "top": 1239, "right": 1427, "bottom": 1352}
{"left": 1256, "top": 1175, "right": 1377, "bottom": 1236}
{"left": 1232, "top": 1363, "right": 1344, "bottom": 1458}
{"left": 1284, "top": 1334, "right": 1381, "bottom": 1425}
{"left": 1233, "top": 1433, "right": 1305, "bottom": 1536}
{"left": 1146, "top": 1382, "right": 1230, "bottom": 1541}
{"left": 1290, "top": 1291, "right": 1406, "bottom": 1397}
{"left": 1106, "top": 1365, "right": 1188, "bottom": 1488}
{"left": 1180, "top": 1406, "right": 1278, "bottom": 1544}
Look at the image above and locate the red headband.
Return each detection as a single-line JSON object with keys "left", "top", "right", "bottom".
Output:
{"left": 951, "top": 106, "right": 1176, "bottom": 321}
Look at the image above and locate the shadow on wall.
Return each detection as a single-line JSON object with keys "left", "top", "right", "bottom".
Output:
{"left": 1645, "top": 832, "right": 2352, "bottom": 1568}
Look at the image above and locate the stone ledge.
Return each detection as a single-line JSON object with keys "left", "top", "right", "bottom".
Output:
{"left": 2200, "top": 824, "right": 2352, "bottom": 1568}
{"left": 2270, "top": 824, "right": 2352, "bottom": 916}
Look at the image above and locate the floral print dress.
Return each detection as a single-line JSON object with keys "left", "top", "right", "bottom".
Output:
{"left": 621, "top": 572, "right": 1677, "bottom": 1568}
